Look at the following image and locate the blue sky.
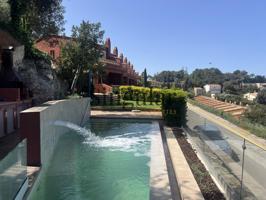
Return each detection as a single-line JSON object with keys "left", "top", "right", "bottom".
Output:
{"left": 63, "top": 0, "right": 266, "bottom": 76}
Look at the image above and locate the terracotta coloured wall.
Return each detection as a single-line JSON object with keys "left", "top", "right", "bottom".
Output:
{"left": 35, "top": 40, "right": 61, "bottom": 60}
{"left": 0, "top": 88, "right": 20, "bottom": 101}
{"left": 94, "top": 84, "right": 112, "bottom": 94}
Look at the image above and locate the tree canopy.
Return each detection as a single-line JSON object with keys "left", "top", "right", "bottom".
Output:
{"left": 58, "top": 20, "right": 104, "bottom": 93}
{"left": 257, "top": 90, "right": 266, "bottom": 105}
{"left": 0, "top": 0, "right": 65, "bottom": 57}
{"left": 190, "top": 68, "right": 224, "bottom": 87}
{"left": 8, "top": 0, "right": 65, "bottom": 39}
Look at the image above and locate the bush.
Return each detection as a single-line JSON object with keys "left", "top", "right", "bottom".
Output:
{"left": 119, "top": 86, "right": 188, "bottom": 126}
{"left": 257, "top": 90, "right": 266, "bottom": 105}
{"left": 161, "top": 89, "right": 187, "bottom": 127}
{"left": 119, "top": 86, "right": 161, "bottom": 102}
{"left": 245, "top": 104, "right": 266, "bottom": 126}
{"left": 112, "top": 85, "right": 120, "bottom": 95}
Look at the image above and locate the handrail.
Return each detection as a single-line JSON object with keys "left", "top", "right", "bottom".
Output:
{"left": 187, "top": 102, "right": 266, "bottom": 151}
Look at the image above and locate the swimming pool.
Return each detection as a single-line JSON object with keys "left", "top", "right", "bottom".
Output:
{"left": 29, "top": 119, "right": 160, "bottom": 200}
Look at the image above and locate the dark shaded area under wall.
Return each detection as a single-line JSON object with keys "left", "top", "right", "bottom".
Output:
{"left": 0, "top": 130, "right": 21, "bottom": 161}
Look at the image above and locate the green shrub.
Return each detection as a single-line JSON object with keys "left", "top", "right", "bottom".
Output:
{"left": 119, "top": 86, "right": 133, "bottom": 100}
{"left": 119, "top": 86, "right": 161, "bottom": 101}
{"left": 245, "top": 104, "right": 266, "bottom": 126}
{"left": 161, "top": 89, "right": 187, "bottom": 127}
{"left": 119, "top": 86, "right": 188, "bottom": 126}
{"left": 112, "top": 85, "right": 120, "bottom": 94}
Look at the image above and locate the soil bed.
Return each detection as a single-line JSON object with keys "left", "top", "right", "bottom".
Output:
{"left": 171, "top": 127, "right": 225, "bottom": 200}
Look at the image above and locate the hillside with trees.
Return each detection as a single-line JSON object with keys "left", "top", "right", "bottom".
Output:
{"left": 152, "top": 68, "right": 266, "bottom": 91}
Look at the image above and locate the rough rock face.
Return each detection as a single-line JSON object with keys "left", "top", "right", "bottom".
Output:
{"left": 14, "top": 58, "right": 67, "bottom": 105}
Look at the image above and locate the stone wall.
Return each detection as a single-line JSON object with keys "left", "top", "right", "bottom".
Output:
{"left": 20, "top": 98, "right": 90, "bottom": 167}
{"left": 12, "top": 46, "right": 25, "bottom": 67}
{"left": 14, "top": 58, "right": 67, "bottom": 105}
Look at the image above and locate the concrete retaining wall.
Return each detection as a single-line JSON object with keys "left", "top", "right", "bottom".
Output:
{"left": 21, "top": 98, "right": 90, "bottom": 167}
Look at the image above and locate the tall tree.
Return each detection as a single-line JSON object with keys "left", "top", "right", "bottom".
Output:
{"left": 143, "top": 68, "right": 148, "bottom": 87}
{"left": 6, "top": 0, "right": 65, "bottom": 57}
{"left": 58, "top": 20, "right": 104, "bottom": 94}
{"left": 8, "top": 0, "right": 65, "bottom": 38}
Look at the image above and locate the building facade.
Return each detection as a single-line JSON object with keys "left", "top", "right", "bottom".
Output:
{"left": 194, "top": 87, "right": 203, "bottom": 96}
{"left": 34, "top": 36, "right": 140, "bottom": 86}
{"left": 243, "top": 92, "right": 258, "bottom": 101}
{"left": 34, "top": 35, "right": 72, "bottom": 68}
{"left": 203, "top": 84, "right": 222, "bottom": 94}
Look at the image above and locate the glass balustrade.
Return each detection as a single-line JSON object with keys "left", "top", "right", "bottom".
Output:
{"left": 0, "top": 139, "right": 27, "bottom": 200}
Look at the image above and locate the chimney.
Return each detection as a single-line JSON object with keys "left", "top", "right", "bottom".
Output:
{"left": 124, "top": 57, "right": 128, "bottom": 63}
{"left": 105, "top": 38, "right": 111, "bottom": 55}
{"left": 119, "top": 53, "right": 123, "bottom": 60}
{"left": 113, "top": 47, "right": 118, "bottom": 56}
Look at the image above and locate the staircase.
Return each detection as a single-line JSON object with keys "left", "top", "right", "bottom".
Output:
{"left": 194, "top": 96, "right": 246, "bottom": 118}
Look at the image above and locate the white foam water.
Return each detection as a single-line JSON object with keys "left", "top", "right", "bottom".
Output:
{"left": 51, "top": 120, "right": 157, "bottom": 157}
{"left": 52, "top": 120, "right": 99, "bottom": 140}
{"left": 84, "top": 129, "right": 157, "bottom": 156}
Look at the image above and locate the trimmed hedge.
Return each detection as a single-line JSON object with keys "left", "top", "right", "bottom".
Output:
{"left": 119, "top": 86, "right": 160, "bottom": 102}
{"left": 161, "top": 89, "right": 187, "bottom": 126}
{"left": 119, "top": 86, "right": 187, "bottom": 126}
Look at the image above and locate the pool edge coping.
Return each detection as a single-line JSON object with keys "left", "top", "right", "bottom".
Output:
{"left": 164, "top": 127, "right": 204, "bottom": 200}
{"left": 149, "top": 121, "right": 172, "bottom": 200}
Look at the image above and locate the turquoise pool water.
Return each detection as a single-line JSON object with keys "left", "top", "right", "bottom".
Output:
{"left": 30, "top": 119, "right": 158, "bottom": 200}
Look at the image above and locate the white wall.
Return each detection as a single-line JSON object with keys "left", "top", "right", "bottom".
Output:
{"left": 40, "top": 98, "right": 90, "bottom": 168}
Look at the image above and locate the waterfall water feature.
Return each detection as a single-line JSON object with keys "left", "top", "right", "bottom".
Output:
{"left": 53, "top": 120, "right": 95, "bottom": 137}
{"left": 51, "top": 120, "right": 156, "bottom": 156}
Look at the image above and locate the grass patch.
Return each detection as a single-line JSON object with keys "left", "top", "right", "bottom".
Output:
{"left": 188, "top": 99, "right": 266, "bottom": 139}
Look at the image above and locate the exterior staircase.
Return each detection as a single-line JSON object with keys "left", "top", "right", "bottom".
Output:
{"left": 194, "top": 96, "right": 246, "bottom": 118}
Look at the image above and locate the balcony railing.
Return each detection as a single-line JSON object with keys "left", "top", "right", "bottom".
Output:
{"left": 185, "top": 109, "right": 266, "bottom": 200}
{"left": 0, "top": 139, "right": 27, "bottom": 200}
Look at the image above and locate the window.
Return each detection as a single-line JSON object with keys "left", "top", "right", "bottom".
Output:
{"left": 50, "top": 50, "right": 55, "bottom": 59}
